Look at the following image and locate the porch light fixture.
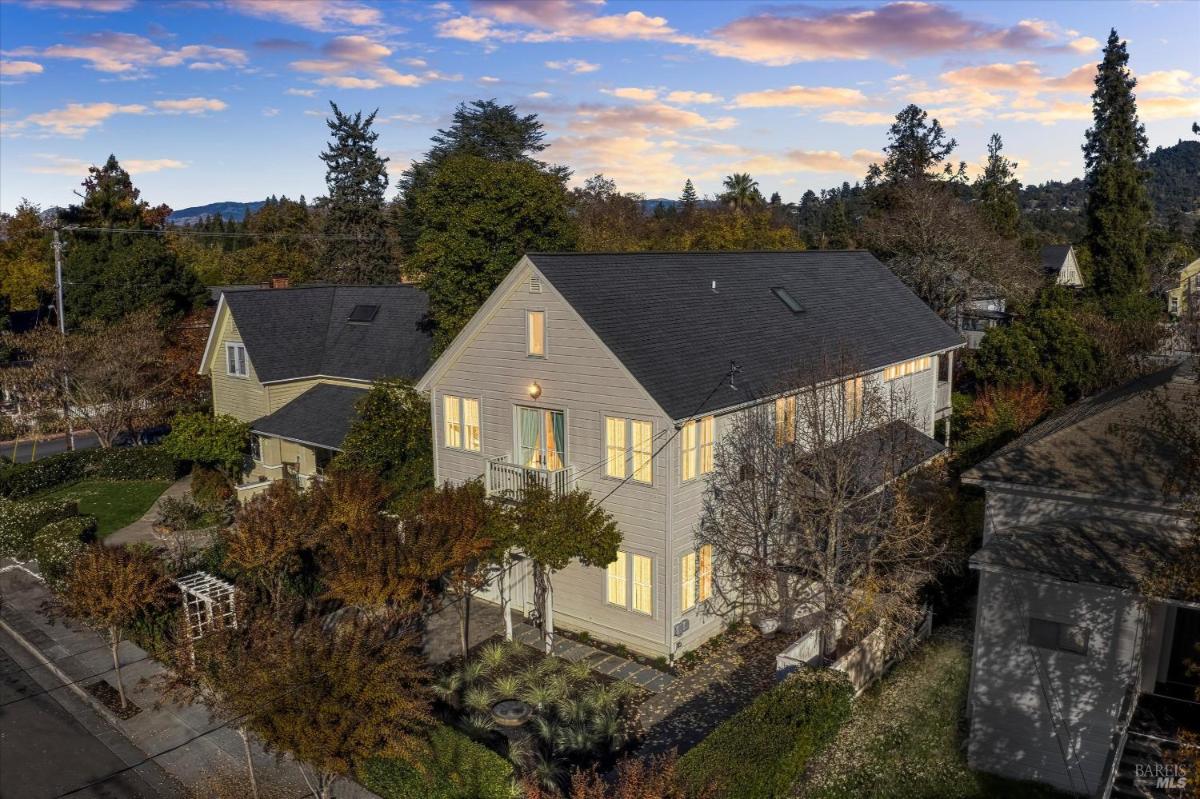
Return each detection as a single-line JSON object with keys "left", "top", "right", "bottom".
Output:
{"left": 528, "top": 381, "right": 542, "bottom": 400}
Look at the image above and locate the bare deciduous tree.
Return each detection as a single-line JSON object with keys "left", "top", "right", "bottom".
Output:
{"left": 698, "top": 354, "right": 956, "bottom": 659}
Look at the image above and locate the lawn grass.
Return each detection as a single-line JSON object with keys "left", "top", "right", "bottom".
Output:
{"left": 796, "top": 624, "right": 1072, "bottom": 799}
{"left": 36, "top": 479, "right": 171, "bottom": 538}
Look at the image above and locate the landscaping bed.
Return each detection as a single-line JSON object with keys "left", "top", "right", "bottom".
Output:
{"left": 85, "top": 679, "right": 142, "bottom": 719}
{"left": 36, "top": 479, "right": 171, "bottom": 538}
{"left": 796, "top": 623, "right": 1072, "bottom": 799}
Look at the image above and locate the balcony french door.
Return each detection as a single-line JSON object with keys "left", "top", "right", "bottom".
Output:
{"left": 518, "top": 407, "right": 565, "bottom": 471}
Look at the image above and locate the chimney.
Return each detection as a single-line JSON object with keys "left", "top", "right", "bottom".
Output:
{"left": 270, "top": 274, "right": 290, "bottom": 289}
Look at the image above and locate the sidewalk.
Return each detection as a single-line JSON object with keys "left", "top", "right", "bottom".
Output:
{"left": 0, "top": 565, "right": 380, "bottom": 799}
{"left": 106, "top": 474, "right": 193, "bottom": 547}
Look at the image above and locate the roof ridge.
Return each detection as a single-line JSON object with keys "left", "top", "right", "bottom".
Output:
{"left": 527, "top": 249, "right": 868, "bottom": 256}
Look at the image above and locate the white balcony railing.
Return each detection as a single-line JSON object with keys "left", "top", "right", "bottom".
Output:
{"left": 486, "top": 454, "right": 575, "bottom": 500}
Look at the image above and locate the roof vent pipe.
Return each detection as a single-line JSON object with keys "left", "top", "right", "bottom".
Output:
{"left": 711, "top": 280, "right": 718, "bottom": 293}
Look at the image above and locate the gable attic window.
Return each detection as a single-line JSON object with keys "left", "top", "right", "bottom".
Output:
{"left": 772, "top": 287, "right": 803, "bottom": 314}
{"left": 348, "top": 304, "right": 380, "bottom": 324}
{"left": 225, "top": 342, "right": 248, "bottom": 378}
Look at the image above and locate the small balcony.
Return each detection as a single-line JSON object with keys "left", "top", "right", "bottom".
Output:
{"left": 486, "top": 454, "right": 575, "bottom": 500}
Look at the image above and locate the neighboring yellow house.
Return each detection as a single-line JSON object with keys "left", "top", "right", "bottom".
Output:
{"left": 198, "top": 283, "right": 432, "bottom": 501}
{"left": 1168, "top": 257, "right": 1200, "bottom": 317}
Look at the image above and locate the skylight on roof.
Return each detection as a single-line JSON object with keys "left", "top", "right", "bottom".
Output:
{"left": 348, "top": 304, "right": 380, "bottom": 324}
{"left": 771, "top": 287, "right": 803, "bottom": 314}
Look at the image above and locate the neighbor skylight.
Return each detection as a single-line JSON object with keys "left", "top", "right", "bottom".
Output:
{"left": 348, "top": 304, "right": 380, "bottom": 324}
{"left": 771, "top": 287, "right": 803, "bottom": 314}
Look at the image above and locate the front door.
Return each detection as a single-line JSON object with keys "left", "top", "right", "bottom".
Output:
{"left": 518, "top": 407, "right": 565, "bottom": 471}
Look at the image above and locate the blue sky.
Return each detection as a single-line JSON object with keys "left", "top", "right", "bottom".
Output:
{"left": 1, "top": 0, "right": 1197, "bottom": 212}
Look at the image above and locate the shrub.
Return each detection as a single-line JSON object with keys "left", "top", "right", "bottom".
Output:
{"left": 677, "top": 667, "right": 853, "bottom": 799}
{"left": 0, "top": 446, "right": 182, "bottom": 499}
{"left": 156, "top": 495, "right": 221, "bottom": 532}
{"left": 32, "top": 515, "right": 96, "bottom": 588}
{"left": 360, "top": 725, "right": 515, "bottom": 799}
{"left": 191, "top": 464, "right": 233, "bottom": 509}
{"left": 0, "top": 498, "right": 79, "bottom": 560}
{"left": 162, "top": 413, "right": 249, "bottom": 479}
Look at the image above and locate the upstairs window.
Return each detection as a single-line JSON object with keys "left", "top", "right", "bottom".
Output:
{"left": 605, "top": 417, "right": 626, "bottom": 479}
{"left": 225, "top": 342, "right": 248, "bottom": 377}
{"left": 883, "top": 356, "right": 932, "bottom": 382}
{"left": 775, "top": 395, "right": 796, "bottom": 445}
{"left": 843, "top": 377, "right": 864, "bottom": 422}
{"left": 682, "top": 416, "right": 714, "bottom": 481}
{"left": 443, "top": 395, "right": 481, "bottom": 452}
{"left": 605, "top": 417, "right": 654, "bottom": 483}
{"left": 527, "top": 310, "right": 545, "bottom": 357}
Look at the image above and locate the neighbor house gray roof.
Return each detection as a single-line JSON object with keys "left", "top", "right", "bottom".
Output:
{"left": 971, "top": 517, "right": 1191, "bottom": 592}
{"left": 962, "top": 360, "right": 1196, "bottom": 504}
{"left": 251, "top": 384, "right": 368, "bottom": 450}
{"left": 221, "top": 285, "right": 432, "bottom": 383}
{"left": 1039, "top": 244, "right": 1073, "bottom": 276}
{"left": 528, "top": 251, "right": 962, "bottom": 420}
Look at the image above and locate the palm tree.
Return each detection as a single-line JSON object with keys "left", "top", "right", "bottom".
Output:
{"left": 720, "top": 173, "right": 763, "bottom": 212}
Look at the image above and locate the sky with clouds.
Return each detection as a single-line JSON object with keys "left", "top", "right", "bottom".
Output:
{"left": 1, "top": 0, "right": 1197, "bottom": 212}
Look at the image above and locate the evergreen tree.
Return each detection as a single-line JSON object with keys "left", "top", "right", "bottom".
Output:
{"left": 867, "top": 104, "right": 966, "bottom": 188}
{"left": 769, "top": 191, "right": 782, "bottom": 206}
{"left": 975, "top": 133, "right": 1022, "bottom": 238}
{"left": 1083, "top": 29, "right": 1151, "bottom": 301}
{"left": 679, "top": 179, "right": 699, "bottom": 213}
{"left": 825, "top": 198, "right": 854, "bottom": 249}
{"left": 61, "top": 156, "right": 203, "bottom": 326}
{"left": 318, "top": 103, "right": 393, "bottom": 284}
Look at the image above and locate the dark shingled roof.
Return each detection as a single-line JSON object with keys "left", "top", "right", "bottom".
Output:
{"left": 251, "top": 384, "right": 367, "bottom": 450}
{"left": 971, "top": 517, "right": 1191, "bottom": 591}
{"left": 962, "top": 361, "right": 1196, "bottom": 503}
{"left": 1039, "top": 244, "right": 1072, "bottom": 276}
{"left": 528, "top": 251, "right": 962, "bottom": 420}
{"left": 222, "top": 285, "right": 432, "bottom": 383}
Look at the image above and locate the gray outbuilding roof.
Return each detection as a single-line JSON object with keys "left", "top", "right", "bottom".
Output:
{"left": 1039, "top": 244, "right": 1073, "bottom": 276}
{"left": 251, "top": 384, "right": 368, "bottom": 451}
{"left": 971, "top": 517, "right": 1191, "bottom": 592}
{"left": 962, "top": 361, "right": 1196, "bottom": 504}
{"left": 527, "top": 251, "right": 962, "bottom": 420}
{"left": 221, "top": 284, "right": 432, "bottom": 383}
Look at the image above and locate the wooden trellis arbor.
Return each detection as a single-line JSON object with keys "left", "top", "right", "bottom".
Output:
{"left": 174, "top": 571, "right": 238, "bottom": 645}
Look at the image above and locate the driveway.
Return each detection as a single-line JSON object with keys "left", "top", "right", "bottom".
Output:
{"left": 3, "top": 432, "right": 100, "bottom": 464}
{"left": 0, "top": 627, "right": 170, "bottom": 798}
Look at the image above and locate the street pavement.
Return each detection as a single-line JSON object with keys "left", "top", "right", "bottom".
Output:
{"left": 0, "top": 627, "right": 168, "bottom": 798}
{"left": 3, "top": 432, "right": 100, "bottom": 464}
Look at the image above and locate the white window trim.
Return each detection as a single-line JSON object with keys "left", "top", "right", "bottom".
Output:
{"left": 225, "top": 342, "right": 248, "bottom": 378}
{"left": 526, "top": 309, "right": 546, "bottom": 358}
{"left": 603, "top": 415, "right": 654, "bottom": 485}
{"left": 442, "top": 394, "right": 482, "bottom": 453}
{"left": 605, "top": 549, "right": 653, "bottom": 616}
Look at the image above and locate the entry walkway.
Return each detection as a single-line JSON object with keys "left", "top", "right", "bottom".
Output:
{"left": 106, "top": 474, "right": 192, "bottom": 547}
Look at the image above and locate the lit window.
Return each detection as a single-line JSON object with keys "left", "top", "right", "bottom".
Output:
{"left": 681, "top": 551, "right": 697, "bottom": 611}
{"left": 606, "top": 551, "right": 627, "bottom": 606}
{"left": 632, "top": 554, "right": 652, "bottom": 615}
{"left": 527, "top": 310, "right": 545, "bottom": 357}
{"left": 443, "top": 395, "right": 480, "bottom": 452}
{"left": 843, "top": 377, "right": 864, "bottom": 421}
{"left": 605, "top": 417, "right": 626, "bottom": 479}
{"left": 698, "top": 545, "right": 712, "bottom": 602}
{"left": 632, "top": 420, "right": 653, "bottom": 483}
{"left": 225, "top": 342, "right": 248, "bottom": 377}
{"left": 775, "top": 395, "right": 796, "bottom": 445}
{"left": 682, "top": 416, "right": 715, "bottom": 481}
{"left": 883, "top": 356, "right": 932, "bottom": 382}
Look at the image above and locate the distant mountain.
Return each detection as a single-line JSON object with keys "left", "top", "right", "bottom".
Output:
{"left": 638, "top": 197, "right": 721, "bottom": 215}
{"left": 1020, "top": 139, "right": 1200, "bottom": 221}
{"left": 168, "top": 200, "right": 267, "bottom": 226}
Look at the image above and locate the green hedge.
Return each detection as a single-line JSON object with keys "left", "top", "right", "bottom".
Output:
{"left": 31, "top": 515, "right": 96, "bottom": 587}
{"left": 0, "top": 447, "right": 183, "bottom": 499}
{"left": 677, "top": 667, "right": 853, "bottom": 799}
{"left": 0, "top": 498, "right": 80, "bottom": 560}
{"left": 359, "top": 725, "right": 515, "bottom": 799}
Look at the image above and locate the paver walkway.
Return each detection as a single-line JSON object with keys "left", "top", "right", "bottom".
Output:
{"left": 0, "top": 564, "right": 380, "bottom": 799}
{"left": 105, "top": 474, "right": 192, "bottom": 547}
{"left": 424, "top": 597, "right": 676, "bottom": 693}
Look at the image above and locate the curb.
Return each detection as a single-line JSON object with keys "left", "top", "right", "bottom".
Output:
{"left": 0, "top": 614, "right": 125, "bottom": 729}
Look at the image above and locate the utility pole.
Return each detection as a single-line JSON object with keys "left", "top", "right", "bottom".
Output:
{"left": 52, "top": 228, "right": 75, "bottom": 451}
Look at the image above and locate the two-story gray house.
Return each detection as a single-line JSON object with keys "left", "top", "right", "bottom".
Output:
{"left": 964, "top": 360, "right": 1198, "bottom": 797}
{"left": 417, "top": 251, "right": 963, "bottom": 659}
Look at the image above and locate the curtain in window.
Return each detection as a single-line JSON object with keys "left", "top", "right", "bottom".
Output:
{"left": 606, "top": 551, "right": 627, "bottom": 605}
{"left": 681, "top": 551, "right": 696, "bottom": 611}
{"left": 548, "top": 410, "right": 565, "bottom": 471}
{"left": 519, "top": 407, "right": 541, "bottom": 468}
{"left": 632, "top": 555, "right": 652, "bottom": 614}
{"left": 444, "top": 395, "right": 462, "bottom": 448}
{"left": 605, "top": 417, "right": 626, "bottom": 478}
{"left": 463, "top": 398, "right": 480, "bottom": 451}
{"left": 632, "top": 420, "right": 652, "bottom": 483}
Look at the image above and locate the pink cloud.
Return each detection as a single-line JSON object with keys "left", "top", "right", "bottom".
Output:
{"left": 733, "top": 85, "right": 867, "bottom": 109}
{"left": 39, "top": 32, "right": 247, "bottom": 74}
{"left": 227, "top": 0, "right": 384, "bottom": 32}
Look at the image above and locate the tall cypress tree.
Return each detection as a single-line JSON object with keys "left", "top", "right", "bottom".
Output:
{"left": 319, "top": 103, "right": 392, "bottom": 284}
{"left": 678, "top": 179, "right": 699, "bottom": 213}
{"left": 1083, "top": 29, "right": 1150, "bottom": 301}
